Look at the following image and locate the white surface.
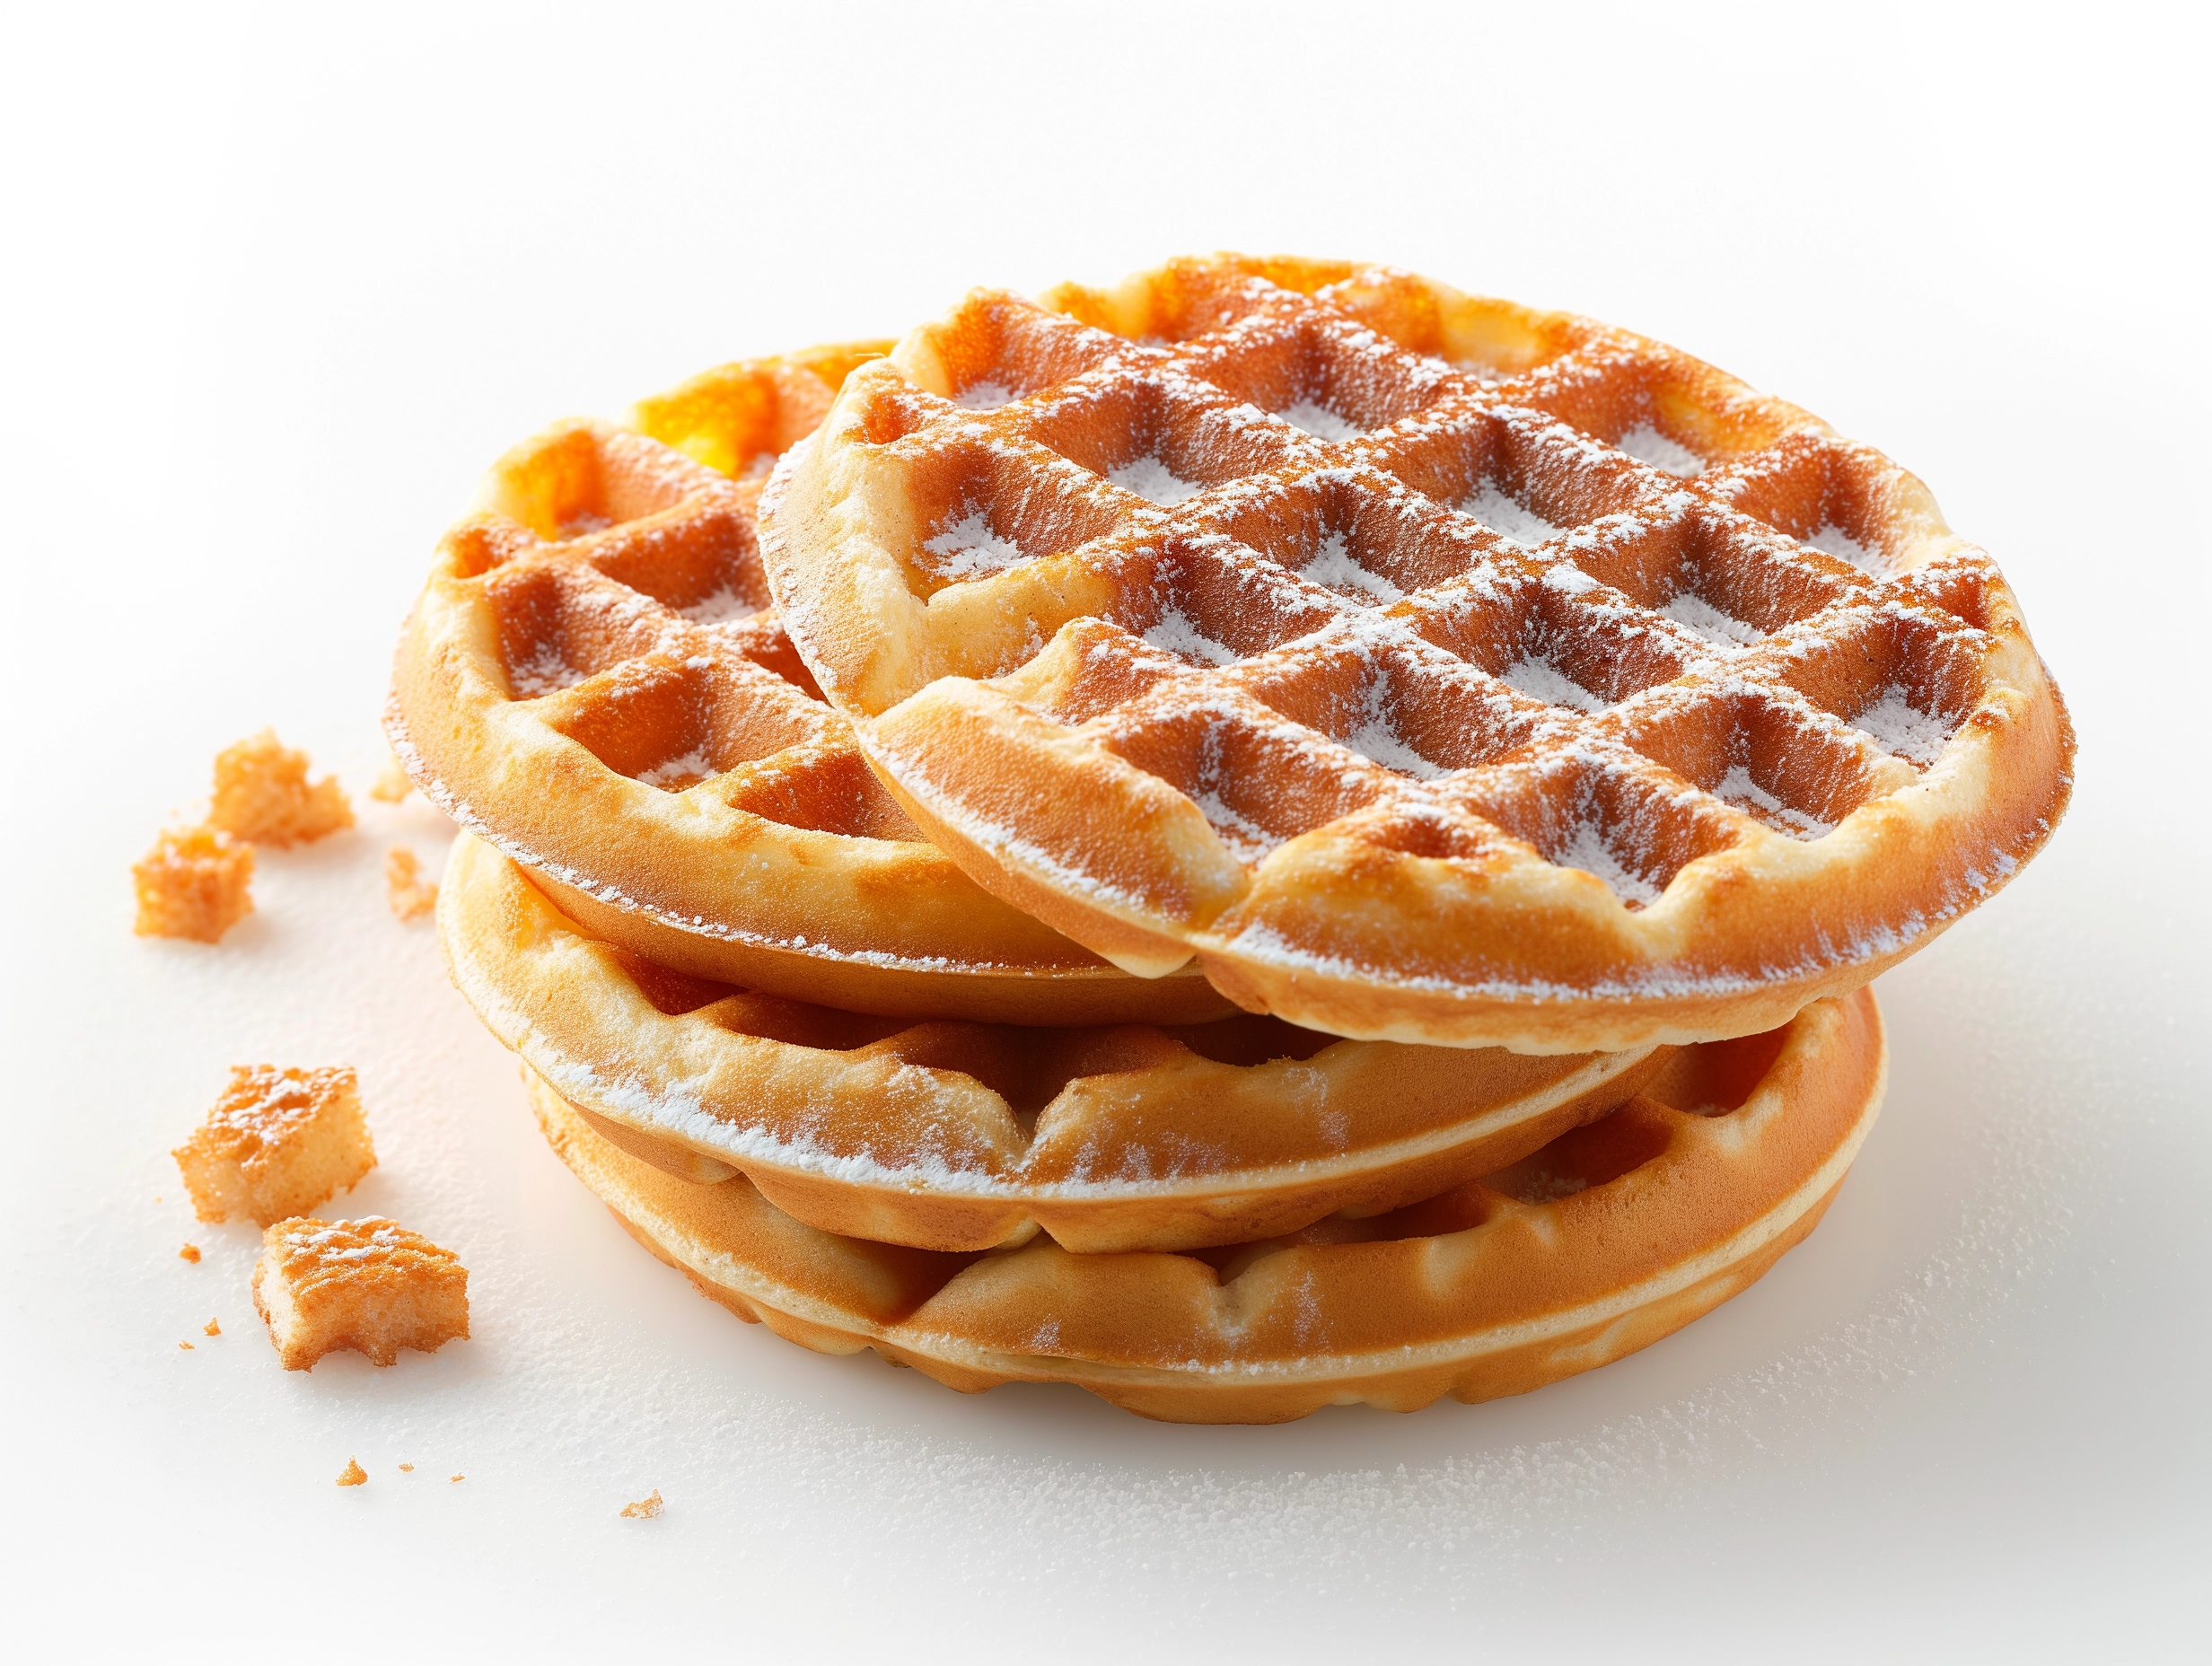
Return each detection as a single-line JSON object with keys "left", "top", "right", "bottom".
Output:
{"left": 3, "top": 3, "right": 2208, "bottom": 1660}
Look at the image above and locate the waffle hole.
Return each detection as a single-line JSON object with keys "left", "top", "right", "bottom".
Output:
{"left": 1215, "top": 472, "right": 1480, "bottom": 601}
{"left": 1119, "top": 541, "right": 1341, "bottom": 669}
{"left": 1780, "top": 612, "right": 1979, "bottom": 768}
{"left": 1028, "top": 378, "right": 1297, "bottom": 501}
{"left": 1642, "top": 1027, "right": 1793, "bottom": 1117}
{"left": 1457, "top": 583, "right": 1690, "bottom": 714}
{"left": 1467, "top": 759, "right": 1743, "bottom": 909}
{"left": 584, "top": 504, "right": 768, "bottom": 620}
{"left": 486, "top": 566, "right": 663, "bottom": 699}
{"left": 1716, "top": 433, "right": 1912, "bottom": 576}
{"left": 549, "top": 658, "right": 820, "bottom": 792}
{"left": 1480, "top": 1099, "right": 1676, "bottom": 1203}
{"left": 922, "top": 294, "right": 1121, "bottom": 411}
{"left": 1242, "top": 646, "right": 1524, "bottom": 780}
{"left": 1620, "top": 693, "right": 1871, "bottom": 839}
{"left": 1530, "top": 353, "right": 1788, "bottom": 477}
{"left": 1573, "top": 513, "right": 1851, "bottom": 644}
{"left": 722, "top": 746, "right": 924, "bottom": 840}
{"left": 1188, "top": 314, "right": 1444, "bottom": 438}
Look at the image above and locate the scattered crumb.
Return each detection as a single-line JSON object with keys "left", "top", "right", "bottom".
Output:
{"left": 204, "top": 1318, "right": 221, "bottom": 1336}
{"left": 369, "top": 756, "right": 413, "bottom": 802}
{"left": 179, "top": 1341, "right": 195, "bottom": 1351}
{"left": 133, "top": 826, "right": 254, "bottom": 943}
{"left": 208, "top": 731, "right": 355, "bottom": 846}
{"left": 253, "top": 1216, "right": 470, "bottom": 1371}
{"left": 174, "top": 1065, "right": 376, "bottom": 1226}
{"left": 619, "top": 1489, "right": 665, "bottom": 1520}
{"left": 398, "top": 1462, "right": 414, "bottom": 1473}
{"left": 450, "top": 1475, "right": 464, "bottom": 1484}
{"left": 338, "top": 1459, "right": 367, "bottom": 1487}
{"left": 385, "top": 846, "right": 437, "bottom": 922}
{"left": 180, "top": 1243, "right": 202, "bottom": 1264}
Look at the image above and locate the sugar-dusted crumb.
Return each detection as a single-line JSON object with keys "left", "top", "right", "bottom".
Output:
{"left": 385, "top": 846, "right": 437, "bottom": 922}
{"left": 619, "top": 1489, "right": 665, "bottom": 1519}
{"left": 398, "top": 1463, "right": 415, "bottom": 1473}
{"left": 133, "top": 826, "right": 254, "bottom": 943}
{"left": 369, "top": 756, "right": 413, "bottom": 803}
{"left": 179, "top": 1243, "right": 202, "bottom": 1263}
{"left": 174, "top": 1065, "right": 377, "bottom": 1226}
{"left": 204, "top": 1318, "right": 221, "bottom": 1336}
{"left": 207, "top": 730, "right": 355, "bottom": 847}
{"left": 337, "top": 1459, "right": 367, "bottom": 1487}
{"left": 253, "top": 1216, "right": 470, "bottom": 1371}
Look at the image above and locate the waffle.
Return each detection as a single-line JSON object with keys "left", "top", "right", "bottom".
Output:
{"left": 527, "top": 987, "right": 1881, "bottom": 1423}
{"left": 762, "top": 256, "right": 2073, "bottom": 1052}
{"left": 443, "top": 833, "right": 1663, "bottom": 1252}
{"left": 388, "top": 346, "right": 1228, "bottom": 1025}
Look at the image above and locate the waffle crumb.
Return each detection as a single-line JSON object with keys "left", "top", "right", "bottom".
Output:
{"left": 338, "top": 1458, "right": 367, "bottom": 1487}
{"left": 398, "top": 1462, "right": 414, "bottom": 1472}
{"left": 253, "top": 1216, "right": 470, "bottom": 1371}
{"left": 385, "top": 846, "right": 437, "bottom": 921}
{"left": 179, "top": 1340, "right": 195, "bottom": 1350}
{"left": 204, "top": 1318, "right": 221, "bottom": 1336}
{"left": 619, "top": 1489, "right": 664, "bottom": 1520}
{"left": 369, "top": 756, "right": 413, "bottom": 802}
{"left": 174, "top": 1065, "right": 376, "bottom": 1226}
{"left": 450, "top": 1474, "right": 464, "bottom": 1483}
{"left": 208, "top": 730, "right": 355, "bottom": 847}
{"left": 179, "top": 1242, "right": 201, "bottom": 1263}
{"left": 133, "top": 826, "right": 254, "bottom": 942}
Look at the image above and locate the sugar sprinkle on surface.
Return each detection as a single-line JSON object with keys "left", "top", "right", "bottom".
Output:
{"left": 1462, "top": 483, "right": 1562, "bottom": 547}
{"left": 1616, "top": 425, "right": 1705, "bottom": 477}
{"left": 1716, "top": 764, "right": 1832, "bottom": 839}
{"left": 953, "top": 380, "right": 1017, "bottom": 411}
{"left": 1109, "top": 454, "right": 1204, "bottom": 506}
{"left": 639, "top": 748, "right": 716, "bottom": 791}
{"left": 1854, "top": 686, "right": 1952, "bottom": 765}
{"left": 1662, "top": 591, "right": 1762, "bottom": 648}
{"left": 1502, "top": 655, "right": 1605, "bottom": 712}
{"left": 921, "top": 512, "right": 1030, "bottom": 581}
{"left": 1144, "top": 605, "right": 1239, "bottom": 668}
{"left": 1553, "top": 823, "right": 1660, "bottom": 906}
{"left": 1805, "top": 522, "right": 1884, "bottom": 574}
{"left": 1300, "top": 530, "right": 1401, "bottom": 602}
{"left": 1280, "top": 398, "right": 1361, "bottom": 441}
{"left": 678, "top": 586, "right": 759, "bottom": 626}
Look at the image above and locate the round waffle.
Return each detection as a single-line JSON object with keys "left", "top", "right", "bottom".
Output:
{"left": 525, "top": 988, "right": 1883, "bottom": 1423}
{"left": 443, "top": 833, "right": 1663, "bottom": 1253}
{"left": 388, "top": 346, "right": 1229, "bottom": 1025}
{"left": 762, "top": 256, "right": 2073, "bottom": 1052}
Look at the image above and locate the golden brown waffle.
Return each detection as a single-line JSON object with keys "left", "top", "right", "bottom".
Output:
{"left": 443, "top": 833, "right": 1663, "bottom": 1252}
{"left": 763, "top": 256, "right": 2073, "bottom": 1051}
{"left": 388, "top": 346, "right": 1228, "bottom": 1025}
{"left": 525, "top": 988, "right": 1882, "bottom": 1423}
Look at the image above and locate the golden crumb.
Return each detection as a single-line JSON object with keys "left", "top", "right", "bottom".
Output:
{"left": 180, "top": 1242, "right": 202, "bottom": 1263}
{"left": 398, "top": 1462, "right": 414, "bottom": 1473}
{"left": 450, "top": 1474, "right": 464, "bottom": 1483}
{"left": 370, "top": 756, "right": 414, "bottom": 803}
{"left": 204, "top": 1318, "right": 221, "bottom": 1336}
{"left": 385, "top": 846, "right": 437, "bottom": 922}
{"left": 134, "top": 826, "right": 254, "bottom": 943}
{"left": 175, "top": 1066, "right": 376, "bottom": 1226}
{"left": 338, "top": 1458, "right": 367, "bottom": 1487}
{"left": 179, "top": 1340, "right": 195, "bottom": 1350}
{"left": 208, "top": 730, "right": 355, "bottom": 847}
{"left": 619, "top": 1489, "right": 664, "bottom": 1520}
{"left": 253, "top": 1216, "right": 470, "bottom": 1371}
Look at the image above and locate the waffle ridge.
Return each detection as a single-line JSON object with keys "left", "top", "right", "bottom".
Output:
{"left": 388, "top": 346, "right": 1229, "bottom": 1025}
{"left": 762, "top": 255, "right": 2075, "bottom": 1050}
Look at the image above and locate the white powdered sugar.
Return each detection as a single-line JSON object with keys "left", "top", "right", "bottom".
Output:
{"left": 1662, "top": 591, "right": 1762, "bottom": 649}
{"left": 1299, "top": 530, "right": 1401, "bottom": 602}
{"left": 1109, "top": 454, "right": 1204, "bottom": 505}
{"left": 1617, "top": 425, "right": 1705, "bottom": 477}
{"left": 1805, "top": 522, "right": 1884, "bottom": 574}
{"left": 638, "top": 747, "right": 716, "bottom": 790}
{"left": 1344, "top": 715, "right": 1441, "bottom": 779}
{"left": 953, "top": 380, "right": 1018, "bottom": 411}
{"left": 1144, "top": 605, "right": 1240, "bottom": 667}
{"left": 921, "top": 511, "right": 1029, "bottom": 581}
{"left": 1502, "top": 655, "right": 1605, "bottom": 712}
{"left": 679, "top": 586, "right": 759, "bottom": 626}
{"left": 507, "top": 645, "right": 583, "bottom": 697}
{"left": 1715, "top": 764, "right": 1831, "bottom": 838}
{"left": 1188, "top": 787, "right": 1278, "bottom": 861}
{"left": 1280, "top": 398, "right": 1361, "bottom": 441}
{"left": 1462, "top": 482, "right": 1562, "bottom": 547}
{"left": 1854, "top": 686, "right": 1953, "bottom": 765}
{"left": 1553, "top": 822, "right": 1660, "bottom": 906}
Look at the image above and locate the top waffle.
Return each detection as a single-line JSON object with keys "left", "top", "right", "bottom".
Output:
{"left": 762, "top": 256, "right": 2074, "bottom": 1052}
{"left": 387, "top": 343, "right": 1230, "bottom": 1025}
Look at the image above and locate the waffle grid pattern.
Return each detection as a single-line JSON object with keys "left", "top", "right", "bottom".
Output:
{"left": 765, "top": 258, "right": 2071, "bottom": 1047}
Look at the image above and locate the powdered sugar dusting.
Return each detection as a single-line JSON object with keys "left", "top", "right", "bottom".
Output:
{"left": 1144, "top": 606, "right": 1239, "bottom": 667}
{"left": 1188, "top": 787, "right": 1278, "bottom": 862}
{"left": 638, "top": 748, "right": 716, "bottom": 791}
{"left": 1462, "top": 483, "right": 1562, "bottom": 547}
{"left": 1662, "top": 591, "right": 1762, "bottom": 649}
{"left": 921, "top": 512, "right": 1029, "bottom": 582}
{"left": 679, "top": 587, "right": 759, "bottom": 626}
{"left": 1716, "top": 764, "right": 1831, "bottom": 839}
{"left": 1617, "top": 425, "right": 1705, "bottom": 477}
{"left": 1502, "top": 656, "right": 1605, "bottom": 712}
{"left": 1280, "top": 399, "right": 1360, "bottom": 442}
{"left": 954, "top": 380, "right": 1018, "bottom": 412}
{"left": 1109, "top": 454, "right": 1203, "bottom": 505}
{"left": 1300, "top": 530, "right": 1401, "bottom": 602}
{"left": 1344, "top": 712, "right": 1441, "bottom": 779}
{"left": 508, "top": 645, "right": 583, "bottom": 698}
{"left": 1553, "top": 823, "right": 1660, "bottom": 906}
{"left": 1805, "top": 522, "right": 1884, "bottom": 574}
{"left": 1854, "top": 687, "right": 1952, "bottom": 766}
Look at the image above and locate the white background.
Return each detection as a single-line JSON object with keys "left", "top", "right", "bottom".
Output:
{"left": 3, "top": 3, "right": 2206, "bottom": 1659}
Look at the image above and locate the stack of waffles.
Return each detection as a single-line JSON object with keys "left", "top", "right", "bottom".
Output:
{"left": 394, "top": 256, "right": 2072, "bottom": 1423}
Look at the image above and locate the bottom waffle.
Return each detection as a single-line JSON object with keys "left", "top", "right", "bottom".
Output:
{"left": 522, "top": 988, "right": 1883, "bottom": 1423}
